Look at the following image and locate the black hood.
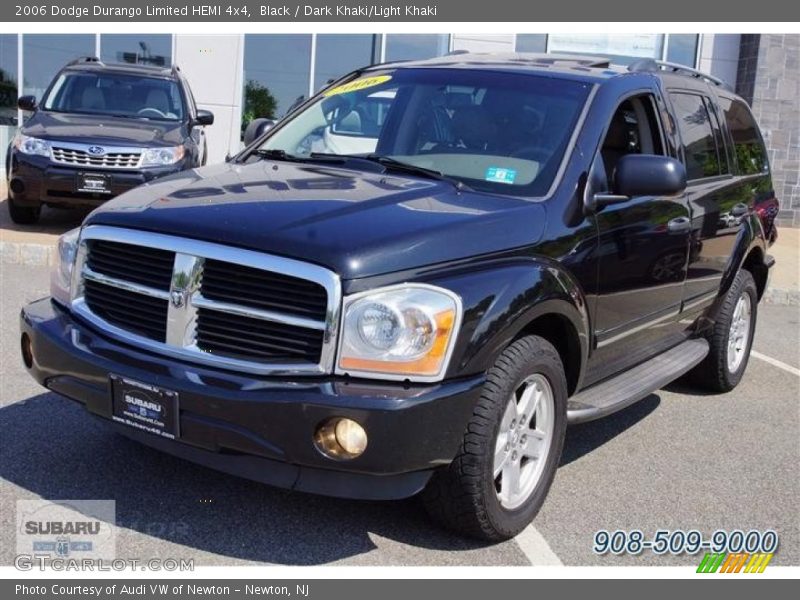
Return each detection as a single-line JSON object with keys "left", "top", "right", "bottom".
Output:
{"left": 84, "top": 160, "right": 547, "bottom": 279}
{"left": 22, "top": 111, "right": 186, "bottom": 146}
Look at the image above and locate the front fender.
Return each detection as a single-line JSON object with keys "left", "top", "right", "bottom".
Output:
{"left": 429, "top": 258, "right": 591, "bottom": 383}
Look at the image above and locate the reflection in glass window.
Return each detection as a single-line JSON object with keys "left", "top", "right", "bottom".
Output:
{"left": 0, "top": 34, "right": 18, "bottom": 127}
{"left": 670, "top": 92, "right": 721, "bottom": 179}
{"left": 243, "top": 34, "right": 311, "bottom": 132}
{"left": 384, "top": 35, "right": 450, "bottom": 62}
{"left": 515, "top": 35, "right": 547, "bottom": 53}
{"left": 100, "top": 34, "right": 172, "bottom": 67}
{"left": 666, "top": 34, "right": 698, "bottom": 67}
{"left": 314, "top": 35, "right": 377, "bottom": 92}
{"left": 22, "top": 35, "right": 95, "bottom": 99}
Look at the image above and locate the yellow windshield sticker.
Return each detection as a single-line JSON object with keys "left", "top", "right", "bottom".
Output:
{"left": 324, "top": 75, "right": 392, "bottom": 97}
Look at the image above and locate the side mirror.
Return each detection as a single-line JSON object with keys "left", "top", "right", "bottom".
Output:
{"left": 18, "top": 95, "right": 37, "bottom": 111}
{"left": 615, "top": 154, "right": 686, "bottom": 197}
{"left": 590, "top": 154, "right": 686, "bottom": 211}
{"left": 242, "top": 118, "right": 276, "bottom": 146}
{"left": 194, "top": 109, "right": 214, "bottom": 126}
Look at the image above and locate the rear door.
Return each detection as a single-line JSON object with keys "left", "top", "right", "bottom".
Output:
{"left": 666, "top": 88, "right": 742, "bottom": 309}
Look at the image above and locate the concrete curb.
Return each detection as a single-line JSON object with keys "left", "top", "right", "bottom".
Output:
{"left": 1, "top": 240, "right": 57, "bottom": 267}
{"left": 2, "top": 240, "right": 799, "bottom": 305}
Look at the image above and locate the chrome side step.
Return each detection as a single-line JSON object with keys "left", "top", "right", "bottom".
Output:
{"left": 567, "top": 338, "right": 710, "bottom": 424}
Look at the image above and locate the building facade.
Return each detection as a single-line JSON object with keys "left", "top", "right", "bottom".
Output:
{"left": 1, "top": 33, "right": 796, "bottom": 225}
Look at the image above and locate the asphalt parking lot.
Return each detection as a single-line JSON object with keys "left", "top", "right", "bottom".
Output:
{"left": 1, "top": 263, "right": 798, "bottom": 567}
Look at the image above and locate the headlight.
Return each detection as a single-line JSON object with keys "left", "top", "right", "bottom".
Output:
{"left": 50, "top": 228, "right": 80, "bottom": 307}
{"left": 336, "top": 284, "right": 461, "bottom": 381}
{"left": 141, "top": 145, "right": 185, "bottom": 167}
{"left": 14, "top": 133, "right": 51, "bottom": 157}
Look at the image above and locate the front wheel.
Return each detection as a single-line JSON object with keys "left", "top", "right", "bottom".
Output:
{"left": 422, "top": 335, "right": 567, "bottom": 541}
{"left": 7, "top": 197, "right": 41, "bottom": 225}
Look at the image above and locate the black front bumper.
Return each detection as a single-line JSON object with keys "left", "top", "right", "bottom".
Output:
{"left": 20, "top": 298, "right": 484, "bottom": 500}
{"left": 8, "top": 153, "right": 185, "bottom": 208}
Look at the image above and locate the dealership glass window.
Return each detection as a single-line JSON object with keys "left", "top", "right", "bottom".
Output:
{"left": 669, "top": 92, "right": 722, "bottom": 179}
{"left": 100, "top": 34, "right": 172, "bottom": 67}
{"left": 666, "top": 34, "right": 699, "bottom": 67}
{"left": 243, "top": 34, "right": 312, "bottom": 128}
{"left": 515, "top": 35, "right": 547, "bottom": 53}
{"left": 384, "top": 35, "right": 450, "bottom": 62}
{"left": 0, "top": 34, "right": 18, "bottom": 171}
{"left": 0, "top": 34, "right": 18, "bottom": 128}
{"left": 22, "top": 35, "right": 95, "bottom": 99}
{"left": 548, "top": 34, "right": 664, "bottom": 65}
{"left": 314, "top": 35, "right": 377, "bottom": 92}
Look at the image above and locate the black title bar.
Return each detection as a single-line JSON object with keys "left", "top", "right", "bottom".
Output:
{"left": 5, "top": 0, "right": 800, "bottom": 22}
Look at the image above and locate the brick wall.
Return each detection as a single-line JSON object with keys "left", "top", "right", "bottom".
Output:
{"left": 737, "top": 34, "right": 800, "bottom": 228}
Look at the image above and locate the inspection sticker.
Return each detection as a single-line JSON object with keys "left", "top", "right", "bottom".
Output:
{"left": 485, "top": 167, "right": 517, "bottom": 184}
{"left": 324, "top": 75, "right": 392, "bottom": 96}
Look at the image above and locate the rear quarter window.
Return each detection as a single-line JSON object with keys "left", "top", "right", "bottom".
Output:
{"left": 718, "top": 96, "right": 769, "bottom": 175}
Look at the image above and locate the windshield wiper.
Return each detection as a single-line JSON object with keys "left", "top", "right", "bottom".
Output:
{"left": 253, "top": 148, "right": 301, "bottom": 161}
{"left": 311, "top": 153, "right": 470, "bottom": 190}
{"left": 254, "top": 149, "right": 347, "bottom": 164}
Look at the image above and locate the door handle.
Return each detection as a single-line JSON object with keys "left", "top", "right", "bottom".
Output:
{"left": 667, "top": 216, "right": 691, "bottom": 234}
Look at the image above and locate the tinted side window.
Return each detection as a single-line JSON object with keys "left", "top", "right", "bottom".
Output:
{"left": 719, "top": 96, "right": 768, "bottom": 175}
{"left": 669, "top": 92, "right": 721, "bottom": 180}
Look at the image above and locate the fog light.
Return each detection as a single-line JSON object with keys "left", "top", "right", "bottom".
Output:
{"left": 10, "top": 178, "right": 25, "bottom": 194}
{"left": 314, "top": 418, "right": 368, "bottom": 459}
{"left": 21, "top": 333, "right": 33, "bottom": 369}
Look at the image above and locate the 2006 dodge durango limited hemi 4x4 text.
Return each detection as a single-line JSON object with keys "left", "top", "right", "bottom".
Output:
{"left": 7, "top": 56, "right": 213, "bottom": 224}
{"left": 21, "top": 53, "right": 778, "bottom": 541}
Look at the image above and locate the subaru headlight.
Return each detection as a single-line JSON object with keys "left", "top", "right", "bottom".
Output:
{"left": 336, "top": 284, "right": 462, "bottom": 382}
{"left": 141, "top": 145, "right": 185, "bottom": 167}
{"left": 14, "top": 133, "right": 51, "bottom": 157}
{"left": 50, "top": 228, "right": 80, "bottom": 307}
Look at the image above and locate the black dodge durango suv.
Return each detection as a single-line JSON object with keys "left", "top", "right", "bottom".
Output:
{"left": 6, "top": 56, "right": 213, "bottom": 224}
{"left": 20, "top": 53, "right": 777, "bottom": 541}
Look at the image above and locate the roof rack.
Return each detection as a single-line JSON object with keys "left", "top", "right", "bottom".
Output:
{"left": 628, "top": 58, "right": 732, "bottom": 90}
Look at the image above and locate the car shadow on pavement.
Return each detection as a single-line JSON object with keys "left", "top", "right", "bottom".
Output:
{"left": 0, "top": 200, "right": 90, "bottom": 236}
{"left": 1, "top": 392, "right": 505, "bottom": 565}
{"left": 560, "top": 394, "right": 660, "bottom": 466}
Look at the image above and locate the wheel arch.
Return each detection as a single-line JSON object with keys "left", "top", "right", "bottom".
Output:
{"left": 442, "top": 259, "right": 590, "bottom": 394}
{"left": 720, "top": 216, "right": 769, "bottom": 302}
{"left": 513, "top": 312, "right": 582, "bottom": 396}
{"left": 741, "top": 245, "right": 768, "bottom": 301}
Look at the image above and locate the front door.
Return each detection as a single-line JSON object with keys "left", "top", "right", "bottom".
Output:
{"left": 587, "top": 93, "right": 691, "bottom": 383}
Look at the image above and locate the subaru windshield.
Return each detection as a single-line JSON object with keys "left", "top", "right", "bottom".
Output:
{"left": 255, "top": 68, "right": 591, "bottom": 196}
{"left": 42, "top": 71, "right": 185, "bottom": 122}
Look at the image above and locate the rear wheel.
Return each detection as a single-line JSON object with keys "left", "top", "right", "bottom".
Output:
{"left": 422, "top": 335, "right": 567, "bottom": 541}
{"left": 7, "top": 197, "right": 41, "bottom": 225}
{"left": 689, "top": 269, "right": 757, "bottom": 392}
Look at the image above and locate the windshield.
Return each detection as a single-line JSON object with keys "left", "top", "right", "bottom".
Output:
{"left": 257, "top": 68, "right": 591, "bottom": 196}
{"left": 43, "top": 71, "right": 185, "bottom": 121}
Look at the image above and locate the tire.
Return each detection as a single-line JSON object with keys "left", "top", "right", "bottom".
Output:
{"left": 7, "top": 197, "right": 41, "bottom": 225}
{"left": 422, "top": 335, "right": 567, "bottom": 541}
{"left": 689, "top": 269, "right": 758, "bottom": 392}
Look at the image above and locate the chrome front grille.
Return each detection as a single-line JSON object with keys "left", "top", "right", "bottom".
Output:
{"left": 73, "top": 226, "right": 341, "bottom": 375}
{"left": 51, "top": 142, "right": 142, "bottom": 169}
